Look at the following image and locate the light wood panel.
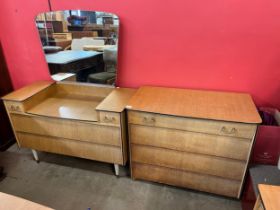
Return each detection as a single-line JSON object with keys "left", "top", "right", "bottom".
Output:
{"left": 27, "top": 97, "right": 101, "bottom": 121}
{"left": 96, "top": 88, "right": 137, "bottom": 112}
{"left": 21, "top": 84, "right": 57, "bottom": 111}
{"left": 130, "top": 124, "right": 251, "bottom": 160}
{"left": 10, "top": 113, "right": 121, "bottom": 146}
{"left": 259, "top": 184, "right": 280, "bottom": 210}
{"left": 128, "top": 111, "right": 257, "bottom": 139}
{"left": 55, "top": 82, "right": 113, "bottom": 98}
{"left": 132, "top": 163, "right": 240, "bottom": 198}
{"left": 17, "top": 132, "right": 124, "bottom": 164}
{"left": 2, "top": 81, "right": 54, "bottom": 102}
{"left": 0, "top": 192, "right": 53, "bottom": 210}
{"left": 131, "top": 144, "right": 245, "bottom": 180}
{"left": 127, "top": 86, "right": 261, "bottom": 124}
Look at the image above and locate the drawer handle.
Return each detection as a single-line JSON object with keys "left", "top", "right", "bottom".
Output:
{"left": 104, "top": 115, "right": 116, "bottom": 123}
{"left": 143, "top": 117, "right": 156, "bottom": 123}
{"left": 10, "top": 105, "right": 20, "bottom": 111}
{"left": 10, "top": 105, "right": 20, "bottom": 112}
{"left": 221, "top": 126, "right": 237, "bottom": 134}
{"left": 10, "top": 105, "right": 15, "bottom": 111}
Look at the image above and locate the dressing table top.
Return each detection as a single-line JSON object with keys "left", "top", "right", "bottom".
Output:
{"left": 127, "top": 86, "right": 261, "bottom": 124}
{"left": 2, "top": 81, "right": 54, "bottom": 102}
{"left": 97, "top": 88, "right": 137, "bottom": 112}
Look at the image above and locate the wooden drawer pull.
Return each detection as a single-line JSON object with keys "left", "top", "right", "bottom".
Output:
{"left": 221, "top": 126, "right": 237, "bottom": 135}
{"left": 143, "top": 117, "right": 156, "bottom": 123}
{"left": 104, "top": 115, "right": 116, "bottom": 123}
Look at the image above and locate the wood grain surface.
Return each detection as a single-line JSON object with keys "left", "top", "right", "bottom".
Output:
{"left": 131, "top": 144, "right": 246, "bottom": 180}
{"left": 27, "top": 96, "right": 102, "bottom": 121}
{"left": 0, "top": 192, "right": 54, "bottom": 210}
{"left": 127, "top": 86, "right": 261, "bottom": 123}
{"left": 132, "top": 163, "right": 240, "bottom": 197}
{"left": 2, "top": 81, "right": 54, "bottom": 101}
{"left": 129, "top": 124, "right": 251, "bottom": 160}
{"left": 96, "top": 88, "right": 137, "bottom": 112}
{"left": 259, "top": 184, "right": 280, "bottom": 210}
{"left": 17, "top": 132, "right": 124, "bottom": 164}
{"left": 10, "top": 113, "right": 121, "bottom": 146}
{"left": 128, "top": 111, "right": 257, "bottom": 139}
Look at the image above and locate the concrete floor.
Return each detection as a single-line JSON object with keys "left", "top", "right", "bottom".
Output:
{"left": 0, "top": 144, "right": 242, "bottom": 210}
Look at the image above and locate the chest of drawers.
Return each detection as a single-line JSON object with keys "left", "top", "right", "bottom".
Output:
{"left": 127, "top": 86, "right": 261, "bottom": 198}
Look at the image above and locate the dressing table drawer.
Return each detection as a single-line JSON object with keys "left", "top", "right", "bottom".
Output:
{"left": 128, "top": 111, "right": 257, "bottom": 139}
{"left": 5, "top": 101, "right": 24, "bottom": 113}
{"left": 129, "top": 125, "right": 251, "bottom": 161}
{"left": 17, "top": 132, "right": 123, "bottom": 164}
{"left": 10, "top": 113, "right": 121, "bottom": 146}
{"left": 99, "top": 111, "right": 120, "bottom": 125}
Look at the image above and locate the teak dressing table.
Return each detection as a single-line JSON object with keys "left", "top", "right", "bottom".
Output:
{"left": 2, "top": 81, "right": 136, "bottom": 175}
{"left": 127, "top": 86, "right": 261, "bottom": 198}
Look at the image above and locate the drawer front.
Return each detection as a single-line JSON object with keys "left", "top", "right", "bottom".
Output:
{"left": 130, "top": 125, "right": 251, "bottom": 161}
{"left": 99, "top": 111, "right": 120, "bottom": 125}
{"left": 11, "top": 114, "right": 121, "bottom": 147}
{"left": 131, "top": 144, "right": 246, "bottom": 180}
{"left": 17, "top": 132, "right": 123, "bottom": 164}
{"left": 4, "top": 101, "right": 24, "bottom": 113}
{"left": 128, "top": 111, "right": 257, "bottom": 139}
{"left": 132, "top": 163, "right": 240, "bottom": 198}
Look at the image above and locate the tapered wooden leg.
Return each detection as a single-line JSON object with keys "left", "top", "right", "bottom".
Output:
{"left": 114, "top": 164, "right": 119, "bottom": 176}
{"left": 31, "top": 149, "right": 39, "bottom": 163}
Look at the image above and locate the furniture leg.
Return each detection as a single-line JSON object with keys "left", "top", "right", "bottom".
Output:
{"left": 31, "top": 149, "right": 39, "bottom": 163}
{"left": 114, "top": 164, "right": 119, "bottom": 176}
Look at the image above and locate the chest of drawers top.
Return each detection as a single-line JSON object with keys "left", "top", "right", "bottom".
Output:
{"left": 127, "top": 86, "right": 261, "bottom": 124}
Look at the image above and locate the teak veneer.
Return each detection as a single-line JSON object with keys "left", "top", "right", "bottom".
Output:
{"left": 254, "top": 184, "right": 280, "bottom": 210}
{"left": 127, "top": 86, "right": 261, "bottom": 198}
{"left": 3, "top": 81, "right": 136, "bottom": 175}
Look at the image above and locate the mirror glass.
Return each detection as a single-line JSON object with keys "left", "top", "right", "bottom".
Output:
{"left": 35, "top": 10, "right": 119, "bottom": 86}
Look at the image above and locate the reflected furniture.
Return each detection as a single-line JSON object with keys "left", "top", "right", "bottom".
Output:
{"left": 88, "top": 47, "right": 117, "bottom": 85}
{"left": 68, "top": 38, "right": 105, "bottom": 50}
{"left": 48, "top": 40, "right": 72, "bottom": 50}
{"left": 83, "top": 45, "right": 115, "bottom": 52}
{"left": 2, "top": 81, "right": 136, "bottom": 175}
{"left": 71, "top": 31, "right": 98, "bottom": 39}
{"left": 51, "top": 73, "right": 76, "bottom": 82}
{"left": 46, "top": 50, "right": 103, "bottom": 82}
{"left": 52, "top": 33, "right": 72, "bottom": 40}
{"left": 127, "top": 86, "right": 261, "bottom": 198}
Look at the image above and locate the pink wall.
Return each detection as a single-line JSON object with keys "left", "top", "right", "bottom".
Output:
{"left": 1, "top": 0, "right": 280, "bottom": 108}
{"left": 0, "top": 0, "right": 51, "bottom": 87}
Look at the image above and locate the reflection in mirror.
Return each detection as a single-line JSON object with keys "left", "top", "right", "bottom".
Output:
{"left": 35, "top": 10, "right": 119, "bottom": 86}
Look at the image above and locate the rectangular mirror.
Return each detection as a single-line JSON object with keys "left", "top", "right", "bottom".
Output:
{"left": 35, "top": 10, "right": 119, "bottom": 86}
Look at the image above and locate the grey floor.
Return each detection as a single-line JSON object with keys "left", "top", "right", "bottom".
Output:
{"left": 0, "top": 144, "right": 241, "bottom": 210}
